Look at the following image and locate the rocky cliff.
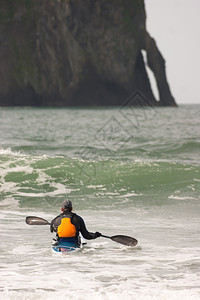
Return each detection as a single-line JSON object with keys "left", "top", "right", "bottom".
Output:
{"left": 0, "top": 0, "right": 176, "bottom": 106}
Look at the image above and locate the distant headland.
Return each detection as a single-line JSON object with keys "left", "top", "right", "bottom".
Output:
{"left": 0, "top": 0, "right": 176, "bottom": 106}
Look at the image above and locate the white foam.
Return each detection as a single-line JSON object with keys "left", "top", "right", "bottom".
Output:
{"left": 193, "top": 178, "right": 200, "bottom": 182}
{"left": 1, "top": 208, "right": 200, "bottom": 300}
{"left": 119, "top": 192, "right": 141, "bottom": 198}
{"left": 168, "top": 195, "right": 196, "bottom": 200}
{"left": 0, "top": 147, "right": 25, "bottom": 157}
{"left": 1, "top": 281, "right": 200, "bottom": 300}
{"left": 0, "top": 197, "right": 19, "bottom": 209}
{"left": 86, "top": 185, "right": 104, "bottom": 189}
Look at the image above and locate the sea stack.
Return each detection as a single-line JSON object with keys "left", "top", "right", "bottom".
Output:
{"left": 0, "top": 0, "right": 176, "bottom": 106}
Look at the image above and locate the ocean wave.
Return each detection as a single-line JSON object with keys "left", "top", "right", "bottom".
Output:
{"left": 0, "top": 149, "right": 199, "bottom": 209}
{"left": 164, "top": 140, "right": 200, "bottom": 154}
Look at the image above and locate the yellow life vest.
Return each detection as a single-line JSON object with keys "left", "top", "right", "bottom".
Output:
{"left": 57, "top": 217, "right": 76, "bottom": 238}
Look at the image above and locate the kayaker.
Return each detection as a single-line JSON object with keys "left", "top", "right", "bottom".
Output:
{"left": 50, "top": 200, "right": 101, "bottom": 245}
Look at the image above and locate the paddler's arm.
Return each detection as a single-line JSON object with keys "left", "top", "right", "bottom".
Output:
{"left": 50, "top": 215, "right": 61, "bottom": 232}
{"left": 77, "top": 216, "right": 101, "bottom": 240}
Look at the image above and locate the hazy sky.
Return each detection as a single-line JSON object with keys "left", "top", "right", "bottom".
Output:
{"left": 145, "top": 0, "right": 200, "bottom": 104}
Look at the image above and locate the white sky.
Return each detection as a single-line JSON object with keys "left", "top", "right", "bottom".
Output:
{"left": 145, "top": 0, "right": 200, "bottom": 104}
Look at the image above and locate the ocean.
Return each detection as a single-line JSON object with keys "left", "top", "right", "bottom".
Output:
{"left": 0, "top": 104, "right": 200, "bottom": 300}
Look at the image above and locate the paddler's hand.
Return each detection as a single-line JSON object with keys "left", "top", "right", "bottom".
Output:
{"left": 50, "top": 224, "right": 57, "bottom": 233}
{"left": 93, "top": 232, "right": 101, "bottom": 239}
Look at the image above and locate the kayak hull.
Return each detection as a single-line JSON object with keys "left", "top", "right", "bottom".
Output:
{"left": 51, "top": 241, "right": 82, "bottom": 254}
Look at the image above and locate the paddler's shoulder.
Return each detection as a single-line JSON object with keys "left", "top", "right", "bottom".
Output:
{"left": 71, "top": 212, "right": 82, "bottom": 221}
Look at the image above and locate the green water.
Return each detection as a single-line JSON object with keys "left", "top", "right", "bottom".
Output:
{"left": 0, "top": 105, "right": 200, "bottom": 299}
{"left": 0, "top": 105, "right": 199, "bottom": 209}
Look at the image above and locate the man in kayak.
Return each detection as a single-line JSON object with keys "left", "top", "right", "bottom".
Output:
{"left": 50, "top": 200, "right": 101, "bottom": 246}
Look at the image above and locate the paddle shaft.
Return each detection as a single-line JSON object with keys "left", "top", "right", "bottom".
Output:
{"left": 26, "top": 217, "right": 137, "bottom": 246}
{"left": 100, "top": 234, "right": 111, "bottom": 239}
{"left": 26, "top": 219, "right": 112, "bottom": 239}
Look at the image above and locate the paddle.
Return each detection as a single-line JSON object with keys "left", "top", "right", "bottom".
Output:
{"left": 26, "top": 216, "right": 50, "bottom": 225}
{"left": 25, "top": 216, "right": 138, "bottom": 247}
{"left": 100, "top": 234, "right": 138, "bottom": 247}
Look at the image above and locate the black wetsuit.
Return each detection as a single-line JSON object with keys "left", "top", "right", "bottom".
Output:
{"left": 50, "top": 211, "right": 98, "bottom": 244}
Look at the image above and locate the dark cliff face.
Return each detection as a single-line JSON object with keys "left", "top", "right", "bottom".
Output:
{"left": 0, "top": 0, "right": 176, "bottom": 106}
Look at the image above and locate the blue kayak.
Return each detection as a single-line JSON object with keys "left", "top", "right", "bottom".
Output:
{"left": 51, "top": 241, "right": 84, "bottom": 253}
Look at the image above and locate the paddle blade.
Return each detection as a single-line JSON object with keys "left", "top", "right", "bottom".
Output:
{"left": 26, "top": 216, "right": 50, "bottom": 225}
{"left": 111, "top": 235, "right": 138, "bottom": 247}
